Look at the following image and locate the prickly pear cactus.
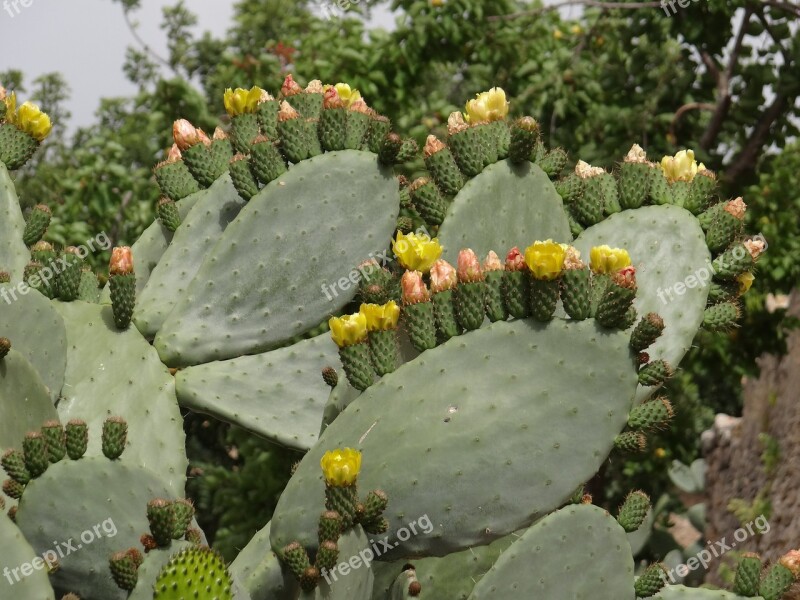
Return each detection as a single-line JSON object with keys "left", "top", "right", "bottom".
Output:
{"left": 1, "top": 80, "right": 794, "bottom": 600}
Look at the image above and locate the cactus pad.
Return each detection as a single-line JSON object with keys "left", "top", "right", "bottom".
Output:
{"left": 152, "top": 546, "right": 234, "bottom": 600}
{"left": 0, "top": 512, "right": 57, "bottom": 599}
{"left": 575, "top": 205, "right": 710, "bottom": 403}
{"left": 0, "top": 163, "right": 30, "bottom": 282}
{"left": 15, "top": 457, "right": 176, "bottom": 600}
{"left": 134, "top": 174, "right": 246, "bottom": 338}
{"left": 437, "top": 160, "right": 571, "bottom": 263}
{"left": 155, "top": 150, "right": 399, "bottom": 366}
{"left": 175, "top": 333, "right": 338, "bottom": 451}
{"left": 0, "top": 350, "right": 58, "bottom": 450}
{"left": 229, "top": 522, "right": 298, "bottom": 600}
{"left": 53, "top": 302, "right": 187, "bottom": 494}
{"left": 467, "top": 505, "right": 635, "bottom": 599}
{"left": 653, "top": 586, "right": 760, "bottom": 599}
{"left": 271, "top": 318, "right": 637, "bottom": 557}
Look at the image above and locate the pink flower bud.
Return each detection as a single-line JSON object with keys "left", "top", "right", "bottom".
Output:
{"left": 281, "top": 74, "right": 303, "bottom": 97}
{"left": 482, "top": 251, "right": 503, "bottom": 272}
{"left": 779, "top": 549, "right": 800, "bottom": 578}
{"left": 323, "top": 86, "right": 344, "bottom": 109}
{"left": 305, "top": 80, "right": 324, "bottom": 94}
{"left": 424, "top": 135, "right": 446, "bottom": 158}
{"left": 166, "top": 144, "right": 182, "bottom": 163}
{"left": 109, "top": 247, "right": 134, "bottom": 276}
{"left": 196, "top": 129, "right": 212, "bottom": 147}
{"left": 744, "top": 238, "right": 766, "bottom": 260}
{"left": 723, "top": 197, "right": 746, "bottom": 220}
{"left": 349, "top": 99, "right": 371, "bottom": 114}
{"left": 212, "top": 127, "right": 228, "bottom": 141}
{"left": 430, "top": 259, "right": 457, "bottom": 293}
{"left": 278, "top": 101, "right": 300, "bottom": 122}
{"left": 457, "top": 248, "right": 483, "bottom": 283}
{"left": 401, "top": 270, "right": 430, "bottom": 305}
{"left": 173, "top": 119, "right": 201, "bottom": 151}
{"left": 613, "top": 266, "right": 637, "bottom": 289}
{"left": 505, "top": 247, "right": 526, "bottom": 271}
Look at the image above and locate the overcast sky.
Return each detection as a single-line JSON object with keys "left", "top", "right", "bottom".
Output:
{"left": 0, "top": 1, "right": 235, "bottom": 128}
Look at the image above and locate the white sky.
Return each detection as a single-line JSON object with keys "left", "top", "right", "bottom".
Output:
{"left": 0, "top": 1, "right": 248, "bottom": 128}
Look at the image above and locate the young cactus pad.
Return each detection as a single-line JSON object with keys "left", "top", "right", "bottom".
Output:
{"left": 0, "top": 350, "right": 58, "bottom": 450}
{"left": 0, "top": 511, "right": 56, "bottom": 599}
{"left": 270, "top": 318, "right": 638, "bottom": 557}
{"left": 154, "top": 151, "right": 400, "bottom": 366}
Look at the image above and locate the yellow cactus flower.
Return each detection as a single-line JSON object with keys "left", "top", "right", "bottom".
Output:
{"left": 328, "top": 313, "right": 368, "bottom": 347}
{"left": 334, "top": 83, "right": 362, "bottom": 108}
{"left": 524, "top": 240, "right": 566, "bottom": 280}
{"left": 359, "top": 301, "right": 400, "bottom": 331}
{"left": 589, "top": 245, "right": 631, "bottom": 274}
{"left": 464, "top": 88, "right": 509, "bottom": 123}
{"left": 223, "top": 86, "right": 264, "bottom": 116}
{"left": 737, "top": 272, "right": 754, "bottom": 295}
{"left": 553, "top": 29, "right": 564, "bottom": 40}
{"left": 659, "top": 149, "right": 706, "bottom": 182}
{"left": 320, "top": 448, "right": 362, "bottom": 487}
{"left": 570, "top": 24, "right": 583, "bottom": 35}
{"left": 16, "top": 101, "right": 52, "bottom": 141}
{"left": 392, "top": 231, "right": 443, "bottom": 273}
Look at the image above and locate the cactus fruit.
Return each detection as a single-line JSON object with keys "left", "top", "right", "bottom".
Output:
{"left": 616, "top": 490, "right": 651, "bottom": 532}
{"left": 41, "top": 420, "right": 66, "bottom": 463}
{"left": 156, "top": 197, "right": 181, "bottom": 232}
{"left": 108, "top": 246, "right": 136, "bottom": 330}
{"left": 703, "top": 301, "right": 741, "bottom": 332}
{"left": 759, "top": 563, "right": 795, "bottom": 600}
{"left": 147, "top": 499, "right": 176, "bottom": 547}
{"left": 639, "top": 360, "right": 673, "bottom": 387}
{"left": 1, "top": 448, "right": 30, "bottom": 484}
{"left": 23, "top": 203, "right": 52, "bottom": 246}
{"left": 109, "top": 550, "right": 141, "bottom": 591}
{"left": 22, "top": 431, "right": 49, "bottom": 477}
{"left": 153, "top": 145, "right": 201, "bottom": 201}
{"left": 65, "top": 420, "right": 88, "bottom": 460}
{"left": 732, "top": 553, "right": 762, "bottom": 596}
{"left": 628, "top": 397, "right": 674, "bottom": 431}
{"left": 101, "top": 416, "right": 128, "bottom": 460}
{"left": 322, "top": 367, "right": 339, "bottom": 388}
{"left": 635, "top": 563, "right": 668, "bottom": 597}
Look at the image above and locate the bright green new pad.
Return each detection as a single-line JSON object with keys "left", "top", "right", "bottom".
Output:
{"left": 100, "top": 192, "right": 202, "bottom": 304}
{"left": 654, "top": 586, "right": 761, "bottom": 600}
{"left": 0, "top": 350, "right": 58, "bottom": 449}
{"left": 15, "top": 457, "right": 175, "bottom": 600}
{"left": 229, "top": 522, "right": 298, "bottom": 600}
{"left": 575, "top": 205, "right": 710, "bottom": 403}
{"left": 300, "top": 526, "right": 374, "bottom": 600}
{"left": 0, "top": 285, "right": 66, "bottom": 402}
{"left": 0, "top": 162, "right": 30, "bottom": 282}
{"left": 467, "top": 505, "right": 635, "bottom": 599}
{"left": 270, "top": 318, "right": 637, "bottom": 557}
{"left": 127, "top": 541, "right": 192, "bottom": 600}
{"left": 155, "top": 150, "right": 399, "bottom": 366}
{"left": 0, "top": 513, "right": 56, "bottom": 599}
{"left": 135, "top": 175, "right": 245, "bottom": 338}
{"left": 54, "top": 302, "right": 187, "bottom": 495}
{"left": 437, "top": 160, "right": 571, "bottom": 263}
{"left": 372, "top": 531, "right": 519, "bottom": 600}
{"left": 176, "top": 333, "right": 338, "bottom": 451}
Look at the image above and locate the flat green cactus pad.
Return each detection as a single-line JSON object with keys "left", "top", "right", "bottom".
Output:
{"left": 437, "top": 160, "right": 572, "bottom": 263}
{"left": 15, "top": 457, "right": 175, "bottom": 600}
{"left": 320, "top": 377, "right": 360, "bottom": 436}
{"left": 100, "top": 192, "right": 202, "bottom": 304}
{"left": 0, "top": 162, "right": 30, "bottom": 282}
{"left": 176, "top": 333, "right": 338, "bottom": 451}
{"left": 0, "top": 285, "right": 66, "bottom": 403}
{"left": 53, "top": 302, "right": 187, "bottom": 495}
{"left": 654, "top": 586, "right": 762, "bottom": 600}
{"left": 575, "top": 205, "right": 710, "bottom": 403}
{"left": 271, "top": 318, "right": 637, "bottom": 557}
{"left": 467, "top": 504, "right": 635, "bottom": 599}
{"left": 372, "top": 531, "right": 519, "bottom": 600}
{"left": 0, "top": 349, "right": 58, "bottom": 450}
{"left": 300, "top": 526, "right": 375, "bottom": 600}
{"left": 387, "top": 568, "right": 420, "bottom": 600}
{"left": 135, "top": 174, "right": 245, "bottom": 338}
{"left": 0, "top": 513, "right": 56, "bottom": 600}
{"left": 155, "top": 150, "right": 399, "bottom": 366}
{"left": 229, "top": 522, "right": 298, "bottom": 600}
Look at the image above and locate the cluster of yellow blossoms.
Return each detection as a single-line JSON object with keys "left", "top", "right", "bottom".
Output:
{"left": 329, "top": 301, "right": 400, "bottom": 348}
{"left": 1, "top": 86, "right": 52, "bottom": 141}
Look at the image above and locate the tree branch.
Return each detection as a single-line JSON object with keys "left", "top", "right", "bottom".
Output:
{"left": 699, "top": 7, "right": 753, "bottom": 151}
{"left": 723, "top": 93, "right": 788, "bottom": 185}
{"left": 121, "top": 9, "right": 175, "bottom": 73}
{"left": 669, "top": 102, "right": 715, "bottom": 141}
